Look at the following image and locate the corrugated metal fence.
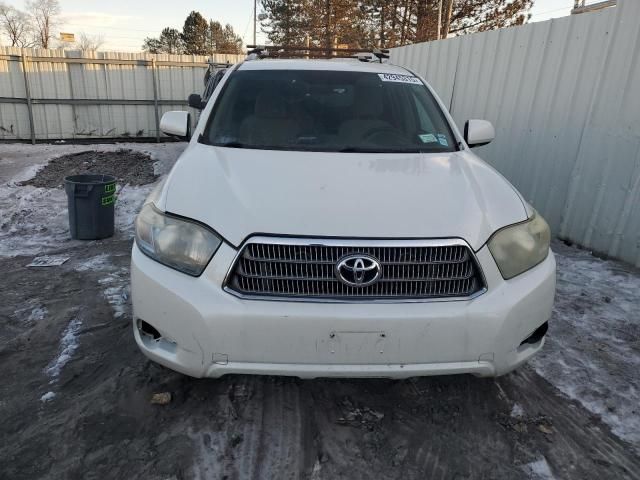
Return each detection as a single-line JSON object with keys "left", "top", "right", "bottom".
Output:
{"left": 392, "top": 0, "right": 640, "bottom": 267}
{"left": 0, "top": 47, "right": 243, "bottom": 142}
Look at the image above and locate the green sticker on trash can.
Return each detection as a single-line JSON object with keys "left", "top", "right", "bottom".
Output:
{"left": 101, "top": 194, "right": 115, "bottom": 206}
{"left": 104, "top": 183, "right": 116, "bottom": 193}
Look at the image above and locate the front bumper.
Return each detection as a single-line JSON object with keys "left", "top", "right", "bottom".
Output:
{"left": 131, "top": 242, "right": 556, "bottom": 379}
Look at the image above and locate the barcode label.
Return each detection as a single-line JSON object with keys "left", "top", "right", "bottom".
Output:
{"left": 378, "top": 73, "right": 422, "bottom": 84}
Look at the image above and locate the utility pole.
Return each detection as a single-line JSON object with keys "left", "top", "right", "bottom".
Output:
{"left": 572, "top": 1, "right": 617, "bottom": 15}
{"left": 253, "top": 0, "right": 257, "bottom": 45}
{"left": 437, "top": 0, "right": 443, "bottom": 40}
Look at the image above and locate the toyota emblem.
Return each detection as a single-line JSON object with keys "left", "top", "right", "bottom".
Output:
{"left": 336, "top": 254, "right": 381, "bottom": 287}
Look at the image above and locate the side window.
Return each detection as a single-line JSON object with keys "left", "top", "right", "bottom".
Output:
{"left": 203, "top": 69, "right": 227, "bottom": 103}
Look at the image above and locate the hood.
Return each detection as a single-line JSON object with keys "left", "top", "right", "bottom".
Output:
{"left": 161, "top": 143, "right": 527, "bottom": 250}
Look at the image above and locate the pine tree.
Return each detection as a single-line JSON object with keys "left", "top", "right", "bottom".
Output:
{"left": 209, "top": 21, "right": 243, "bottom": 54}
{"left": 143, "top": 28, "right": 184, "bottom": 54}
{"left": 260, "top": 0, "right": 310, "bottom": 46}
{"left": 182, "top": 11, "right": 209, "bottom": 55}
{"left": 447, "top": 0, "right": 533, "bottom": 37}
{"left": 144, "top": 13, "right": 242, "bottom": 55}
{"left": 259, "top": 0, "right": 534, "bottom": 49}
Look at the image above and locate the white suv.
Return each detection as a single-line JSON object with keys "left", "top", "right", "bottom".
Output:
{"left": 132, "top": 58, "right": 555, "bottom": 379}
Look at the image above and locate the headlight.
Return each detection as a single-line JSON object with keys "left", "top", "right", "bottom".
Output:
{"left": 488, "top": 211, "right": 550, "bottom": 280}
{"left": 135, "top": 203, "right": 222, "bottom": 276}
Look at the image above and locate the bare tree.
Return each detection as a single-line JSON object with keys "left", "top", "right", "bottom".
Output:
{"left": 0, "top": 3, "right": 32, "bottom": 47}
{"left": 77, "top": 32, "right": 105, "bottom": 51}
{"left": 27, "top": 0, "right": 60, "bottom": 49}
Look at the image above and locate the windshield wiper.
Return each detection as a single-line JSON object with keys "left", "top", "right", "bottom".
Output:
{"left": 337, "top": 146, "right": 432, "bottom": 153}
{"left": 216, "top": 141, "right": 247, "bottom": 148}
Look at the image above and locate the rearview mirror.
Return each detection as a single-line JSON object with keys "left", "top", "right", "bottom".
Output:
{"left": 160, "top": 111, "right": 191, "bottom": 139}
{"left": 188, "top": 93, "right": 205, "bottom": 110}
{"left": 464, "top": 119, "right": 495, "bottom": 148}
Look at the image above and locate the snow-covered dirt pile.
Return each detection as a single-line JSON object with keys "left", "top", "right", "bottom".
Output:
{"left": 20, "top": 149, "right": 158, "bottom": 189}
{"left": 0, "top": 143, "right": 185, "bottom": 257}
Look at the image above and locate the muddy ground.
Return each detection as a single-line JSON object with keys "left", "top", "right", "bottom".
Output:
{"left": 1, "top": 143, "right": 639, "bottom": 480}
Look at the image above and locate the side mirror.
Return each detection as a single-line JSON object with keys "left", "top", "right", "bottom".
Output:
{"left": 160, "top": 111, "right": 191, "bottom": 139}
{"left": 464, "top": 119, "right": 495, "bottom": 148}
{"left": 188, "top": 93, "right": 205, "bottom": 110}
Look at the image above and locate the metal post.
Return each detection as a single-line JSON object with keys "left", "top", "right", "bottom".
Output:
{"left": 437, "top": 0, "right": 443, "bottom": 40}
{"left": 66, "top": 50, "right": 79, "bottom": 138}
{"left": 253, "top": 0, "right": 257, "bottom": 46}
{"left": 21, "top": 49, "right": 36, "bottom": 144}
{"left": 151, "top": 58, "right": 160, "bottom": 143}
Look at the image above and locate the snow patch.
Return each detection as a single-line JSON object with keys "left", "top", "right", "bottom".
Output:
{"left": 532, "top": 243, "right": 640, "bottom": 450}
{"left": 11, "top": 162, "right": 46, "bottom": 184}
{"left": 0, "top": 184, "right": 73, "bottom": 257}
{"left": 99, "top": 268, "right": 130, "bottom": 318}
{"left": 115, "top": 184, "right": 154, "bottom": 236}
{"left": 103, "top": 285, "right": 129, "bottom": 318}
{"left": 510, "top": 403, "right": 524, "bottom": 418}
{"left": 74, "top": 253, "right": 112, "bottom": 272}
{"left": 40, "top": 391, "right": 56, "bottom": 402}
{"left": 310, "top": 459, "right": 322, "bottom": 480}
{"left": 27, "top": 306, "right": 47, "bottom": 322}
{"left": 45, "top": 317, "right": 82, "bottom": 381}
{"left": 522, "top": 457, "right": 555, "bottom": 479}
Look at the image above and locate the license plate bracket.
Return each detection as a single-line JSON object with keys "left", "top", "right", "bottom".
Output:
{"left": 327, "top": 330, "right": 387, "bottom": 359}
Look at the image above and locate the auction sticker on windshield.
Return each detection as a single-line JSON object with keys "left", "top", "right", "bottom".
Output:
{"left": 378, "top": 73, "right": 422, "bottom": 84}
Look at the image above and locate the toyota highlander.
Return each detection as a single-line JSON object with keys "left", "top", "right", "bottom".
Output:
{"left": 131, "top": 58, "right": 556, "bottom": 379}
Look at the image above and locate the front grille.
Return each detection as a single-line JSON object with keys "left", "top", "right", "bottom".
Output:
{"left": 225, "top": 239, "right": 486, "bottom": 301}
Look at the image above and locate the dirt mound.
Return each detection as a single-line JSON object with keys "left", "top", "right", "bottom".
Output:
{"left": 21, "top": 149, "right": 157, "bottom": 188}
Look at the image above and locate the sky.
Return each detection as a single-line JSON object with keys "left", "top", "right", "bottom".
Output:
{"left": 8, "top": 0, "right": 577, "bottom": 52}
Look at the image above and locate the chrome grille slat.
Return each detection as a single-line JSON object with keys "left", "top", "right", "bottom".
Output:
{"left": 226, "top": 240, "right": 485, "bottom": 301}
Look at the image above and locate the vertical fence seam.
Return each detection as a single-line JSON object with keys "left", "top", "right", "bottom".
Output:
{"left": 151, "top": 58, "right": 160, "bottom": 143}
{"left": 21, "top": 50, "right": 36, "bottom": 144}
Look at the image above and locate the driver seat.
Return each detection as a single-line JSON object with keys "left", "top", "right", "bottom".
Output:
{"left": 239, "top": 90, "right": 300, "bottom": 146}
{"left": 338, "top": 85, "right": 391, "bottom": 144}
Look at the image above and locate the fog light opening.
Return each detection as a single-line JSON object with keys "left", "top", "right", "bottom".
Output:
{"left": 520, "top": 321, "right": 548, "bottom": 346}
{"left": 138, "top": 319, "right": 162, "bottom": 340}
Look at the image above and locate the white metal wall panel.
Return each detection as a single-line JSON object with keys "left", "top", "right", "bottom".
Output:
{"left": 0, "top": 47, "right": 31, "bottom": 139}
{"left": 393, "top": 36, "right": 460, "bottom": 108}
{"left": 0, "top": 47, "right": 243, "bottom": 140}
{"left": 560, "top": 0, "right": 640, "bottom": 266}
{"left": 391, "top": 0, "right": 640, "bottom": 266}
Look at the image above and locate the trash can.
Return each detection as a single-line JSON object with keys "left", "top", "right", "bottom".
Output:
{"left": 64, "top": 174, "right": 116, "bottom": 240}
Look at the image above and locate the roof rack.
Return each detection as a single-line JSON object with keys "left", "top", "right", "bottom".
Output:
{"left": 246, "top": 45, "right": 390, "bottom": 62}
{"left": 206, "top": 60, "right": 233, "bottom": 69}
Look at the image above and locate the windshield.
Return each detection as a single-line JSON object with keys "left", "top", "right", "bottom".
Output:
{"left": 202, "top": 69, "right": 458, "bottom": 153}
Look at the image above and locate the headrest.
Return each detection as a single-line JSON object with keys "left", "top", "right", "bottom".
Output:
{"left": 254, "top": 91, "right": 288, "bottom": 118}
{"left": 353, "top": 83, "right": 384, "bottom": 118}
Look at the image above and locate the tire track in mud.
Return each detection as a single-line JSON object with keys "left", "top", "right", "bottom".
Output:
{"left": 224, "top": 377, "right": 266, "bottom": 479}
{"left": 255, "top": 379, "right": 305, "bottom": 478}
{"left": 221, "top": 377, "right": 307, "bottom": 479}
{"left": 286, "top": 373, "right": 640, "bottom": 480}
{"left": 189, "top": 376, "right": 310, "bottom": 479}
{"left": 502, "top": 368, "right": 640, "bottom": 479}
